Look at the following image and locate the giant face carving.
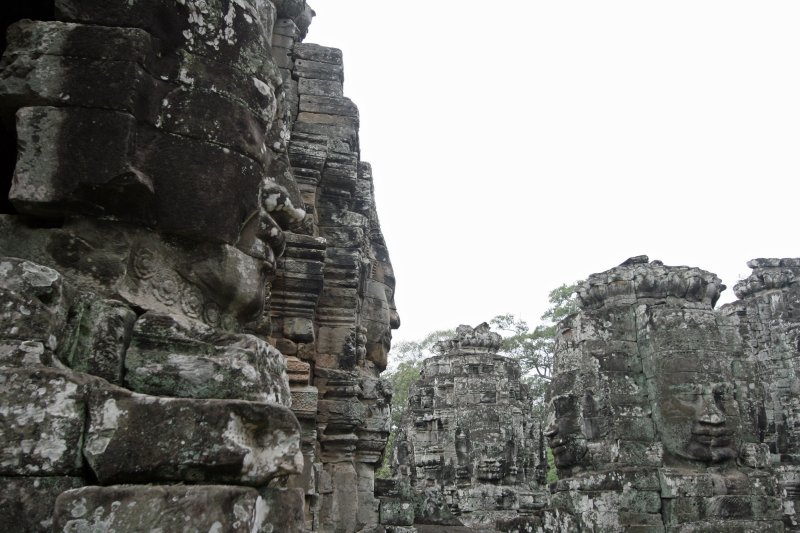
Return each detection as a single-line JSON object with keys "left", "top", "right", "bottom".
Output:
{"left": 544, "top": 393, "right": 589, "bottom": 470}
{"left": 362, "top": 240, "right": 400, "bottom": 370}
{"left": 648, "top": 355, "right": 740, "bottom": 465}
{"left": 0, "top": 1, "right": 312, "bottom": 330}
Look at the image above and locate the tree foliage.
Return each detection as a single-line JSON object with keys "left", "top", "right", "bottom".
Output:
{"left": 491, "top": 283, "right": 579, "bottom": 386}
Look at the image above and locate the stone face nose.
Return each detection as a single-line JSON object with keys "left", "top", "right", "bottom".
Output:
{"left": 697, "top": 399, "right": 726, "bottom": 426}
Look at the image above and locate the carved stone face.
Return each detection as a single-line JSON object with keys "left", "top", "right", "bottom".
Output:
{"left": 362, "top": 241, "right": 400, "bottom": 370}
{"left": 2, "top": 2, "right": 295, "bottom": 329}
{"left": 649, "top": 359, "right": 739, "bottom": 465}
{"left": 544, "top": 394, "right": 588, "bottom": 469}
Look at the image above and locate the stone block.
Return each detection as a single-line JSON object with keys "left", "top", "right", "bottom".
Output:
{"left": 58, "top": 297, "right": 136, "bottom": 384}
{"left": 137, "top": 128, "right": 264, "bottom": 244}
{"left": 274, "top": 18, "right": 301, "bottom": 39}
{"left": 291, "top": 385, "right": 319, "bottom": 419}
{"left": 2, "top": 19, "right": 152, "bottom": 65}
{"left": 380, "top": 500, "right": 415, "bottom": 526}
{"left": 299, "top": 95, "right": 358, "bottom": 117}
{"left": 156, "top": 85, "right": 274, "bottom": 167}
{"left": 286, "top": 355, "right": 311, "bottom": 383}
{"left": 298, "top": 77, "right": 344, "bottom": 97}
{"left": 0, "top": 476, "right": 84, "bottom": 533}
{"left": 53, "top": 485, "right": 305, "bottom": 533}
{"left": 0, "top": 258, "right": 67, "bottom": 349}
{"left": 317, "top": 398, "right": 366, "bottom": 429}
{"left": 0, "top": 367, "right": 89, "bottom": 475}
{"left": 293, "top": 58, "right": 344, "bottom": 82}
{"left": 11, "top": 107, "right": 153, "bottom": 222}
{"left": 258, "top": 487, "right": 307, "bottom": 533}
{"left": 294, "top": 43, "right": 343, "bottom": 65}
{"left": 662, "top": 495, "right": 783, "bottom": 525}
{"left": 319, "top": 462, "right": 358, "bottom": 531}
{"left": 83, "top": 384, "right": 302, "bottom": 485}
{"left": 283, "top": 316, "right": 315, "bottom": 342}
{"left": 276, "top": 336, "right": 299, "bottom": 356}
{"left": 124, "top": 312, "right": 291, "bottom": 404}
{"left": 0, "top": 340, "right": 50, "bottom": 367}
{"left": 555, "top": 470, "right": 660, "bottom": 493}
{"left": 0, "top": 53, "right": 147, "bottom": 114}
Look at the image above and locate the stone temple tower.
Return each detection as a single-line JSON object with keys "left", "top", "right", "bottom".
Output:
{"left": 390, "top": 323, "right": 545, "bottom": 528}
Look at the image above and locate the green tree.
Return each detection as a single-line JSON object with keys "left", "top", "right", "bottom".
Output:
{"left": 491, "top": 283, "right": 579, "bottom": 384}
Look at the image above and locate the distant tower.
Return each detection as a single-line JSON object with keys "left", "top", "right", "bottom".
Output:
{"left": 391, "top": 323, "right": 545, "bottom": 528}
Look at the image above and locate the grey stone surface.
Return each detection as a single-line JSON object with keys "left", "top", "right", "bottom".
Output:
{"left": 0, "top": 476, "right": 84, "bottom": 533}
{"left": 125, "top": 312, "right": 291, "bottom": 403}
{"left": 83, "top": 383, "right": 302, "bottom": 485}
{"left": 53, "top": 485, "right": 306, "bottom": 533}
{"left": 0, "top": 367, "right": 89, "bottom": 476}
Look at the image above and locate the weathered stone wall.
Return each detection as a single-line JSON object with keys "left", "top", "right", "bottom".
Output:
{"left": 0, "top": 2, "right": 396, "bottom": 532}
{"left": 388, "top": 324, "right": 545, "bottom": 529}
{"left": 542, "top": 256, "right": 790, "bottom": 532}
{"left": 721, "top": 258, "right": 800, "bottom": 532}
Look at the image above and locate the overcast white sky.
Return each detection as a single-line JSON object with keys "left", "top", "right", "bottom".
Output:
{"left": 305, "top": 1, "right": 800, "bottom": 345}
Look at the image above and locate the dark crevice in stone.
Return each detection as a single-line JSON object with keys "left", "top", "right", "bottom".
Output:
{"left": 0, "top": 0, "right": 55, "bottom": 56}
{"left": 0, "top": 121, "right": 16, "bottom": 214}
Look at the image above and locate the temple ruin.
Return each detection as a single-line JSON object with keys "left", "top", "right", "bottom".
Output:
{"left": 540, "top": 257, "right": 797, "bottom": 532}
{"left": 0, "top": 2, "right": 799, "bottom": 533}
{"left": 386, "top": 324, "right": 546, "bottom": 529}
